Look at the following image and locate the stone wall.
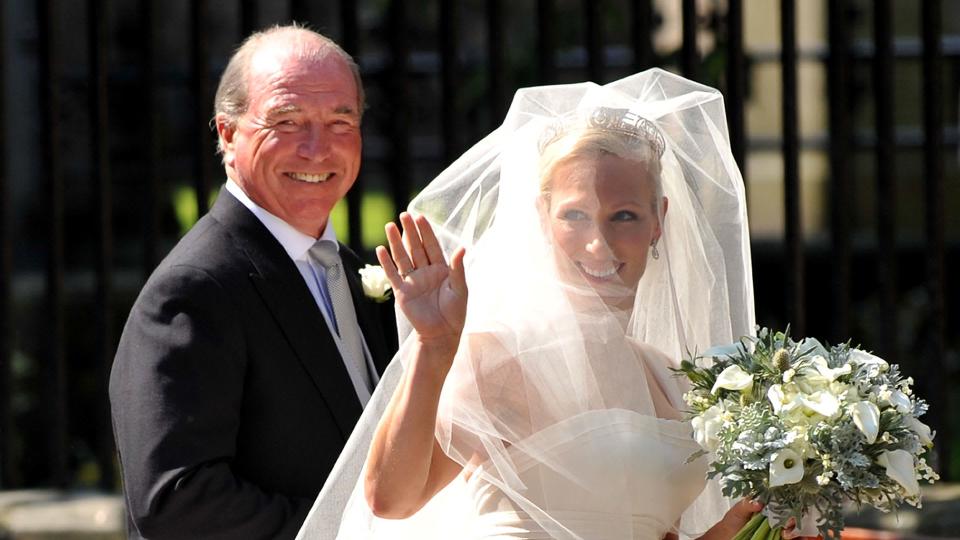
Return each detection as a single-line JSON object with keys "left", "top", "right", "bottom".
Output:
{"left": 0, "top": 491, "right": 124, "bottom": 540}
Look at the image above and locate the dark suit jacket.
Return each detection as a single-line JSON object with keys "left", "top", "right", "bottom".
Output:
{"left": 109, "top": 190, "right": 396, "bottom": 539}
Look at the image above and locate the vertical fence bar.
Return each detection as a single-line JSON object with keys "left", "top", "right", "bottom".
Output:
{"left": 487, "top": 0, "right": 506, "bottom": 127}
{"left": 140, "top": 0, "right": 161, "bottom": 277}
{"left": 827, "top": 0, "right": 851, "bottom": 342}
{"left": 440, "top": 0, "right": 459, "bottom": 164}
{"left": 921, "top": 0, "right": 948, "bottom": 479}
{"left": 0, "top": 0, "right": 12, "bottom": 488}
{"left": 38, "top": 0, "right": 68, "bottom": 487}
{"left": 339, "top": 0, "right": 363, "bottom": 251}
{"left": 725, "top": 0, "right": 745, "bottom": 173}
{"left": 584, "top": 0, "right": 603, "bottom": 83}
{"left": 240, "top": 0, "right": 257, "bottom": 36}
{"left": 537, "top": 0, "right": 555, "bottom": 84}
{"left": 780, "top": 0, "right": 803, "bottom": 335}
{"left": 290, "top": 0, "right": 308, "bottom": 23}
{"left": 387, "top": 0, "right": 411, "bottom": 216}
{"left": 681, "top": 0, "right": 697, "bottom": 79}
{"left": 89, "top": 0, "right": 116, "bottom": 490}
{"left": 191, "top": 0, "right": 212, "bottom": 216}
{"left": 873, "top": 0, "right": 896, "bottom": 364}
{"left": 632, "top": 0, "right": 653, "bottom": 71}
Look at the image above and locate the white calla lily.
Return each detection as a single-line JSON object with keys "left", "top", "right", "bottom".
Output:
{"left": 848, "top": 349, "right": 889, "bottom": 373}
{"left": 768, "top": 384, "right": 801, "bottom": 415}
{"left": 769, "top": 448, "right": 804, "bottom": 487}
{"left": 692, "top": 404, "right": 725, "bottom": 452}
{"left": 711, "top": 365, "right": 754, "bottom": 394}
{"left": 902, "top": 416, "right": 934, "bottom": 447}
{"left": 768, "top": 384, "right": 786, "bottom": 413}
{"left": 877, "top": 449, "right": 920, "bottom": 496}
{"left": 810, "top": 355, "right": 852, "bottom": 382}
{"left": 800, "top": 390, "right": 840, "bottom": 418}
{"left": 850, "top": 401, "right": 880, "bottom": 444}
{"left": 886, "top": 389, "right": 912, "bottom": 413}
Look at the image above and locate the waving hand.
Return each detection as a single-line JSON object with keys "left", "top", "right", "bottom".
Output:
{"left": 377, "top": 212, "right": 467, "bottom": 343}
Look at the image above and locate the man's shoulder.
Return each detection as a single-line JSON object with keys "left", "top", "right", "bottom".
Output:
{"left": 158, "top": 214, "right": 238, "bottom": 274}
{"left": 141, "top": 201, "right": 268, "bottom": 301}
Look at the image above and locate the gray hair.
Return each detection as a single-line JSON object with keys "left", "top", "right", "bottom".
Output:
{"left": 213, "top": 24, "right": 365, "bottom": 152}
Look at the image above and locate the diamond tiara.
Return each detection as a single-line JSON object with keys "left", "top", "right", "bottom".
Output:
{"left": 587, "top": 107, "right": 666, "bottom": 158}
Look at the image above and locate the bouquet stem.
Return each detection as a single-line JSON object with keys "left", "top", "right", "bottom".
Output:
{"left": 730, "top": 513, "right": 783, "bottom": 540}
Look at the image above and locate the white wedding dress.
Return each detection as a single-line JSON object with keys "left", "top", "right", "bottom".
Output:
{"left": 465, "top": 410, "right": 707, "bottom": 539}
{"left": 297, "top": 69, "right": 753, "bottom": 540}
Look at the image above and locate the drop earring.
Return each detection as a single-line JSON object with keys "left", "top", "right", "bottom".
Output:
{"left": 650, "top": 240, "right": 660, "bottom": 260}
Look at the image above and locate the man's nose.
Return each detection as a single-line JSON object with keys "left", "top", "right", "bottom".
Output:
{"left": 297, "top": 127, "right": 331, "bottom": 159}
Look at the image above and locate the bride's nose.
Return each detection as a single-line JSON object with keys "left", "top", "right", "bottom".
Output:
{"left": 584, "top": 229, "right": 613, "bottom": 257}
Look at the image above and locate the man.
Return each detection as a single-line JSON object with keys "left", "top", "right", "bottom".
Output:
{"left": 109, "top": 26, "right": 395, "bottom": 539}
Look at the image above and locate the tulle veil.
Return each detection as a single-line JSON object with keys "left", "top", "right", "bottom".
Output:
{"left": 297, "top": 68, "right": 755, "bottom": 540}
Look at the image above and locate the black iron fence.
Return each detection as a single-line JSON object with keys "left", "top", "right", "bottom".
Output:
{"left": 0, "top": 0, "right": 957, "bottom": 491}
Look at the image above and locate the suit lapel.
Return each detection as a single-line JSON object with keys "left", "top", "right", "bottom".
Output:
{"left": 211, "top": 192, "right": 363, "bottom": 437}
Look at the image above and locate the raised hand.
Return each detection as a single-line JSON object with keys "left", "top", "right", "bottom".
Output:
{"left": 377, "top": 212, "right": 467, "bottom": 343}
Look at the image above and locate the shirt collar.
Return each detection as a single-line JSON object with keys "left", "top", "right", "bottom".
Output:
{"left": 224, "top": 179, "right": 338, "bottom": 261}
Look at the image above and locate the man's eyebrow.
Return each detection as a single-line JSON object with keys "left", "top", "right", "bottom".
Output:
{"left": 264, "top": 104, "right": 300, "bottom": 120}
{"left": 333, "top": 104, "right": 359, "bottom": 116}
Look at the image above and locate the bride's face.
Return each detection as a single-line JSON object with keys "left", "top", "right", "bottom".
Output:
{"left": 544, "top": 153, "right": 663, "bottom": 308}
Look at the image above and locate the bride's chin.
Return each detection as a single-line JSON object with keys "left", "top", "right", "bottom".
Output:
{"left": 559, "top": 280, "right": 636, "bottom": 312}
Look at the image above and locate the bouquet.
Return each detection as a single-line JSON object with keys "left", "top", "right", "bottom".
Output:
{"left": 677, "top": 327, "right": 938, "bottom": 539}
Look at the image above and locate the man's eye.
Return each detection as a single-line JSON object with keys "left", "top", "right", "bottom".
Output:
{"left": 611, "top": 210, "right": 638, "bottom": 222}
{"left": 330, "top": 119, "right": 356, "bottom": 131}
{"left": 269, "top": 119, "right": 298, "bottom": 130}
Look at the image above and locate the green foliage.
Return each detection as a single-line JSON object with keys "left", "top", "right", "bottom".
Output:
{"left": 171, "top": 185, "right": 395, "bottom": 250}
{"left": 680, "top": 327, "right": 938, "bottom": 537}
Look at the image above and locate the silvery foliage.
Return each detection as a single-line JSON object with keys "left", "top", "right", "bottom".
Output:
{"left": 676, "top": 327, "right": 938, "bottom": 537}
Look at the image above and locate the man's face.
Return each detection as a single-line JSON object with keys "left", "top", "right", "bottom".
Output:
{"left": 218, "top": 47, "right": 362, "bottom": 237}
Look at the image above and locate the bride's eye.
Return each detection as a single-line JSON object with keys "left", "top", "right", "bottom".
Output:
{"left": 560, "top": 209, "right": 588, "bottom": 221}
{"left": 611, "top": 210, "right": 638, "bottom": 222}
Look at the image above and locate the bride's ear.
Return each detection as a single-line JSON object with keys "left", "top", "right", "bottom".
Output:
{"left": 654, "top": 196, "right": 669, "bottom": 241}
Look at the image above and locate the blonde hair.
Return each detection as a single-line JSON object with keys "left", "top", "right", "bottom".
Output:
{"left": 538, "top": 126, "right": 664, "bottom": 212}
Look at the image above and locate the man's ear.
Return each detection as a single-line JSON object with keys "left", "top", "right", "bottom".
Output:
{"left": 215, "top": 113, "right": 237, "bottom": 167}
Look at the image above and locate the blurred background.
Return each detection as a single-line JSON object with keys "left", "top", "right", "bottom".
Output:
{"left": 0, "top": 0, "right": 958, "bottom": 536}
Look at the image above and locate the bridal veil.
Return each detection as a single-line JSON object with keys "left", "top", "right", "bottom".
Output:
{"left": 298, "top": 68, "right": 755, "bottom": 540}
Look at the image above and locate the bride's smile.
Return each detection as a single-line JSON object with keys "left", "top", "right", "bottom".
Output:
{"left": 544, "top": 151, "right": 666, "bottom": 303}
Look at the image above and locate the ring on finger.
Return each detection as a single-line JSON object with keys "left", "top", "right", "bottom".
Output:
{"left": 400, "top": 269, "right": 415, "bottom": 279}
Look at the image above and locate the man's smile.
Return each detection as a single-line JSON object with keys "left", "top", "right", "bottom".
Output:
{"left": 286, "top": 172, "right": 333, "bottom": 183}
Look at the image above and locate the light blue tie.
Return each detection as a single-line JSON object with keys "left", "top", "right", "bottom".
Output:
{"left": 309, "top": 241, "right": 372, "bottom": 404}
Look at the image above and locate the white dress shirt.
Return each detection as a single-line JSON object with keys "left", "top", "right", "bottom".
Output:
{"left": 224, "top": 180, "right": 379, "bottom": 399}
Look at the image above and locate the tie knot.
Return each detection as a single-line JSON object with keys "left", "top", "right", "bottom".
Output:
{"left": 310, "top": 241, "right": 341, "bottom": 274}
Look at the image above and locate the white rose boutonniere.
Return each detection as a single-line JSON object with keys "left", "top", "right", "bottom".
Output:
{"left": 359, "top": 265, "right": 392, "bottom": 302}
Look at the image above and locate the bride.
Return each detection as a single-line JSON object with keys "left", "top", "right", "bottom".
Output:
{"left": 298, "top": 69, "right": 779, "bottom": 539}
